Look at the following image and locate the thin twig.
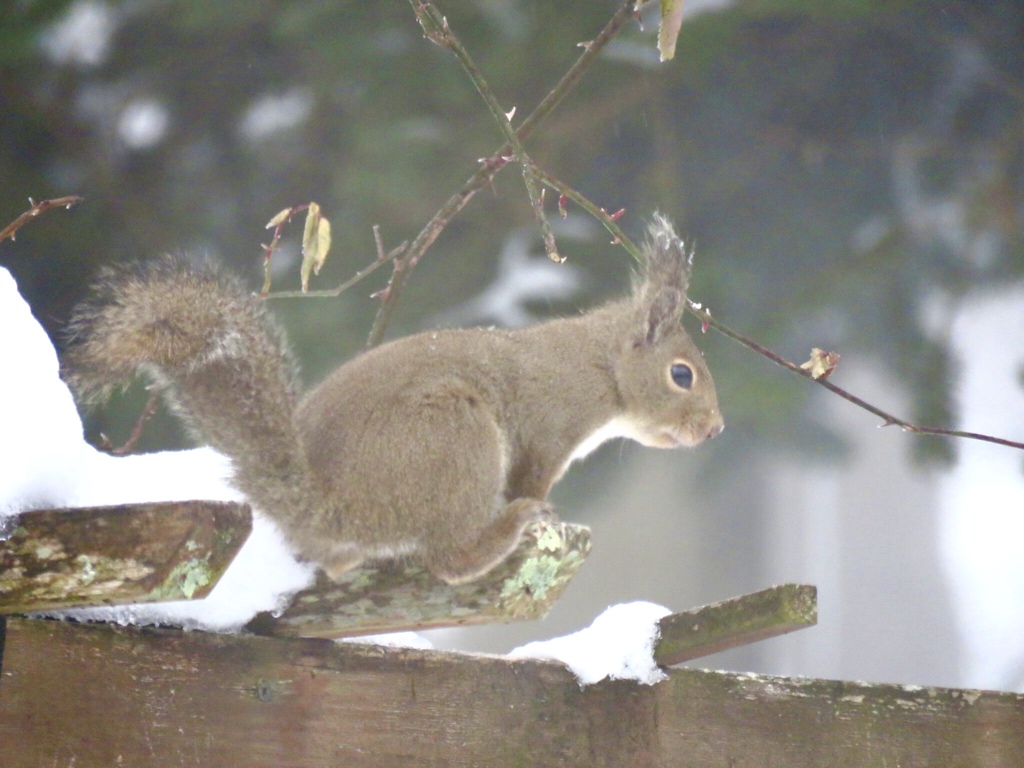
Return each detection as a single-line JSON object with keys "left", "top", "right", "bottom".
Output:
{"left": 544, "top": 169, "right": 1024, "bottom": 451}
{"left": 530, "top": 166, "right": 640, "bottom": 261}
{"left": 260, "top": 204, "right": 311, "bottom": 295}
{"left": 99, "top": 389, "right": 162, "bottom": 456}
{"left": 512, "top": 1, "right": 647, "bottom": 145}
{"left": 263, "top": 239, "right": 407, "bottom": 300}
{"left": 366, "top": 0, "right": 646, "bottom": 348}
{"left": 0, "top": 196, "right": 84, "bottom": 246}
{"left": 372, "top": 224, "right": 388, "bottom": 262}
{"left": 366, "top": 255, "right": 416, "bottom": 344}
{"left": 688, "top": 304, "right": 1024, "bottom": 451}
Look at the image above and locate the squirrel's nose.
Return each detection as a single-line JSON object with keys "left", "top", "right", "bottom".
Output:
{"left": 707, "top": 421, "right": 724, "bottom": 439}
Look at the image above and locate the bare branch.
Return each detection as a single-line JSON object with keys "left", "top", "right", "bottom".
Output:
{"left": 372, "top": 224, "right": 387, "bottom": 261}
{"left": 263, "top": 238, "right": 407, "bottom": 301}
{"left": 530, "top": 166, "right": 642, "bottom": 261}
{"left": 689, "top": 304, "right": 1024, "bottom": 451}
{"left": 366, "top": 0, "right": 647, "bottom": 348}
{"left": 260, "top": 203, "right": 311, "bottom": 295}
{"left": 364, "top": 252, "right": 416, "bottom": 349}
{"left": 412, "top": 2, "right": 561, "bottom": 262}
{"left": 0, "top": 196, "right": 84, "bottom": 246}
{"left": 98, "top": 388, "right": 162, "bottom": 456}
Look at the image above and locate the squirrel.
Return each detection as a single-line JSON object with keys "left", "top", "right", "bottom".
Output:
{"left": 63, "top": 215, "right": 723, "bottom": 585}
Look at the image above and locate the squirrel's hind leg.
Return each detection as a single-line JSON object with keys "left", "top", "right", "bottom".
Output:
{"left": 424, "top": 498, "right": 553, "bottom": 585}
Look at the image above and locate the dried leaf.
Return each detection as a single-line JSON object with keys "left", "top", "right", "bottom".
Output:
{"left": 302, "top": 202, "right": 320, "bottom": 246}
{"left": 315, "top": 217, "right": 331, "bottom": 272}
{"left": 800, "top": 348, "right": 840, "bottom": 380}
{"left": 300, "top": 203, "right": 331, "bottom": 292}
{"left": 266, "top": 207, "right": 292, "bottom": 229}
{"left": 659, "top": 0, "right": 685, "bottom": 62}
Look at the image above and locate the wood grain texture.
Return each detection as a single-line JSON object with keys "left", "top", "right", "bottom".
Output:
{"left": 2, "top": 617, "right": 1022, "bottom": 768}
{"left": 0, "top": 501, "right": 251, "bottom": 613}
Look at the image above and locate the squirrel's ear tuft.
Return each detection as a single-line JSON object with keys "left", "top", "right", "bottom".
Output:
{"left": 631, "top": 214, "right": 693, "bottom": 347}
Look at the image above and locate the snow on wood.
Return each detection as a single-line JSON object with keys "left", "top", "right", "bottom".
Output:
{"left": 509, "top": 600, "right": 671, "bottom": 685}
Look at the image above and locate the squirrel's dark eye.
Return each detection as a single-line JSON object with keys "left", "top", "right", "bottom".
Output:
{"left": 670, "top": 362, "right": 693, "bottom": 389}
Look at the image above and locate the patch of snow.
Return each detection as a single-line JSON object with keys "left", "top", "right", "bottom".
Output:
{"left": 508, "top": 601, "right": 671, "bottom": 686}
{"left": 0, "top": 266, "right": 315, "bottom": 631}
{"left": 0, "top": 268, "right": 94, "bottom": 515}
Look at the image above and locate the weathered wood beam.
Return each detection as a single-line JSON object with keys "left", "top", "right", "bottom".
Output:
{"left": 1, "top": 617, "right": 1021, "bottom": 768}
{"left": 1, "top": 503, "right": 588, "bottom": 634}
{"left": 655, "top": 583, "right": 817, "bottom": 665}
{"left": 246, "top": 520, "right": 591, "bottom": 638}
{"left": 0, "top": 501, "right": 252, "bottom": 612}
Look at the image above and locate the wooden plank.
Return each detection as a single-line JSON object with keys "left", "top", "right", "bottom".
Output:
{"left": 1, "top": 618, "right": 1022, "bottom": 767}
{"left": 247, "top": 520, "right": 591, "bottom": 638}
{"left": 0, "top": 501, "right": 252, "bottom": 612}
{"left": 655, "top": 583, "right": 817, "bottom": 665}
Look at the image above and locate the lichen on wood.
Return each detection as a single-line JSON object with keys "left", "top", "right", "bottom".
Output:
{"left": 246, "top": 519, "right": 591, "bottom": 639}
{"left": 654, "top": 583, "right": 817, "bottom": 666}
{"left": 0, "top": 501, "right": 252, "bottom": 613}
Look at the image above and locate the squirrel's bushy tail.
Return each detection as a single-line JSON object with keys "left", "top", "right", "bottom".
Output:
{"left": 64, "top": 257, "right": 326, "bottom": 542}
